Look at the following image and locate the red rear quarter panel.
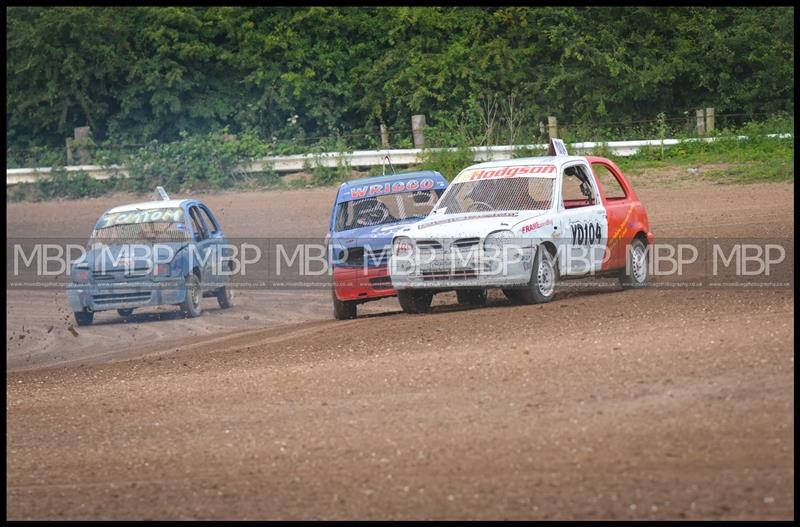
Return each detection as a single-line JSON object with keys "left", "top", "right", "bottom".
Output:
{"left": 586, "top": 156, "right": 654, "bottom": 270}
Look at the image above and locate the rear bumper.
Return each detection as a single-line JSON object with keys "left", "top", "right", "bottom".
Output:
{"left": 333, "top": 265, "right": 395, "bottom": 302}
{"left": 67, "top": 280, "right": 185, "bottom": 312}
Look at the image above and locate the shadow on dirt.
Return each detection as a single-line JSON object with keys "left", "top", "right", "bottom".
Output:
{"left": 354, "top": 283, "right": 630, "bottom": 320}
{"left": 89, "top": 306, "right": 228, "bottom": 326}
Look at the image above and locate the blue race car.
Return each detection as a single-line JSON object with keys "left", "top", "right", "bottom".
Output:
{"left": 326, "top": 171, "right": 448, "bottom": 319}
{"left": 67, "top": 188, "right": 234, "bottom": 325}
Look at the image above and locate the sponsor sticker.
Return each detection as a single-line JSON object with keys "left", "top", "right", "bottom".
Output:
{"left": 455, "top": 165, "right": 556, "bottom": 183}
{"left": 347, "top": 178, "right": 435, "bottom": 199}
{"left": 521, "top": 218, "right": 554, "bottom": 234}
{"left": 96, "top": 208, "right": 184, "bottom": 228}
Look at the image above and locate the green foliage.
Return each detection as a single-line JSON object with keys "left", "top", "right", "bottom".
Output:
{"left": 6, "top": 7, "right": 794, "bottom": 151}
{"left": 622, "top": 115, "right": 793, "bottom": 165}
{"left": 511, "top": 145, "right": 547, "bottom": 158}
{"left": 92, "top": 129, "right": 272, "bottom": 193}
{"left": 417, "top": 146, "right": 476, "bottom": 181}
{"left": 9, "top": 170, "right": 124, "bottom": 202}
{"left": 309, "top": 156, "right": 352, "bottom": 187}
{"left": 614, "top": 116, "right": 794, "bottom": 183}
{"left": 6, "top": 146, "right": 65, "bottom": 169}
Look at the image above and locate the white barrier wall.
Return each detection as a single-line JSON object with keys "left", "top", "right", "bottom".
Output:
{"left": 6, "top": 135, "right": 791, "bottom": 185}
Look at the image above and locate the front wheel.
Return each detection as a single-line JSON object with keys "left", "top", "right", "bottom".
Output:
{"left": 507, "top": 246, "right": 557, "bottom": 305}
{"left": 332, "top": 288, "right": 357, "bottom": 320}
{"left": 74, "top": 310, "right": 94, "bottom": 326}
{"left": 180, "top": 274, "right": 203, "bottom": 317}
{"left": 457, "top": 289, "right": 487, "bottom": 307}
{"left": 397, "top": 289, "right": 433, "bottom": 314}
{"left": 619, "top": 238, "right": 649, "bottom": 288}
{"left": 502, "top": 288, "right": 524, "bottom": 304}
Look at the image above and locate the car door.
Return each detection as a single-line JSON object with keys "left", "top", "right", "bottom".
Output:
{"left": 591, "top": 160, "right": 635, "bottom": 271}
{"left": 557, "top": 162, "right": 608, "bottom": 276}
{"left": 187, "top": 204, "right": 216, "bottom": 290}
{"left": 198, "top": 203, "right": 227, "bottom": 287}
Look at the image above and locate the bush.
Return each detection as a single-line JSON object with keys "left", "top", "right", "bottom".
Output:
{"left": 6, "top": 146, "right": 65, "bottom": 169}
{"left": 108, "top": 130, "right": 273, "bottom": 193}
{"left": 416, "top": 146, "right": 476, "bottom": 181}
{"left": 7, "top": 169, "right": 124, "bottom": 202}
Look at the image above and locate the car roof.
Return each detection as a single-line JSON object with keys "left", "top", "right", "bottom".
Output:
{"left": 336, "top": 170, "right": 448, "bottom": 203}
{"left": 105, "top": 199, "right": 193, "bottom": 213}
{"left": 339, "top": 170, "right": 446, "bottom": 188}
{"left": 462, "top": 156, "right": 587, "bottom": 172}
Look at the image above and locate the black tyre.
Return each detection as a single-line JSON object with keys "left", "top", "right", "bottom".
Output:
{"left": 508, "top": 246, "right": 557, "bottom": 305}
{"left": 457, "top": 289, "right": 487, "bottom": 307}
{"left": 502, "top": 288, "right": 524, "bottom": 304}
{"left": 620, "top": 238, "right": 649, "bottom": 288}
{"left": 74, "top": 310, "right": 94, "bottom": 326}
{"left": 397, "top": 289, "right": 433, "bottom": 314}
{"left": 180, "top": 274, "right": 203, "bottom": 317}
{"left": 217, "top": 284, "right": 234, "bottom": 309}
{"left": 117, "top": 308, "right": 134, "bottom": 317}
{"left": 332, "top": 288, "right": 357, "bottom": 320}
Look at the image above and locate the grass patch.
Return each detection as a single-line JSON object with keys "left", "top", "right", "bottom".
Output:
{"left": 611, "top": 117, "right": 793, "bottom": 184}
{"left": 701, "top": 161, "right": 793, "bottom": 184}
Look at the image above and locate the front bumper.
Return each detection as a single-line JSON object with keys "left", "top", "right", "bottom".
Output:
{"left": 390, "top": 247, "right": 534, "bottom": 290}
{"left": 333, "top": 265, "right": 395, "bottom": 302}
{"left": 67, "top": 279, "right": 185, "bottom": 312}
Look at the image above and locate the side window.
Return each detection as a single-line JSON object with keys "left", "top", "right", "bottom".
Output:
{"left": 189, "top": 206, "right": 208, "bottom": 240}
{"left": 561, "top": 165, "right": 597, "bottom": 208}
{"left": 592, "top": 164, "right": 627, "bottom": 200}
{"left": 198, "top": 205, "right": 219, "bottom": 234}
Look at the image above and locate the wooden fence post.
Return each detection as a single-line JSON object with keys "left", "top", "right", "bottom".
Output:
{"left": 696, "top": 109, "right": 705, "bottom": 135}
{"left": 411, "top": 114, "right": 426, "bottom": 148}
{"left": 380, "top": 124, "right": 389, "bottom": 149}
{"left": 548, "top": 116, "right": 558, "bottom": 139}
{"left": 65, "top": 138, "right": 73, "bottom": 165}
{"left": 705, "top": 107, "right": 715, "bottom": 133}
{"left": 74, "top": 126, "right": 91, "bottom": 164}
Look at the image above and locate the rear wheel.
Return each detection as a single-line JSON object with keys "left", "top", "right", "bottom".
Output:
{"left": 457, "top": 289, "right": 487, "bottom": 307}
{"left": 332, "top": 288, "right": 357, "bottom": 320}
{"left": 397, "top": 289, "right": 433, "bottom": 314}
{"left": 180, "top": 274, "right": 203, "bottom": 317}
{"left": 117, "top": 308, "right": 134, "bottom": 317}
{"left": 217, "top": 284, "right": 234, "bottom": 309}
{"left": 620, "top": 238, "right": 649, "bottom": 288}
{"left": 74, "top": 310, "right": 94, "bottom": 326}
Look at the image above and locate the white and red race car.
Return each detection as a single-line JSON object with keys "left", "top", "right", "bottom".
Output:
{"left": 389, "top": 140, "right": 654, "bottom": 313}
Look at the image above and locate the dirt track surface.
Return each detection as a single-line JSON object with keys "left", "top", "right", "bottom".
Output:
{"left": 6, "top": 174, "right": 795, "bottom": 519}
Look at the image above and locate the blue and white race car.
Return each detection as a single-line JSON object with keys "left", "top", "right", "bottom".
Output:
{"left": 67, "top": 188, "right": 234, "bottom": 325}
{"left": 326, "top": 171, "right": 448, "bottom": 319}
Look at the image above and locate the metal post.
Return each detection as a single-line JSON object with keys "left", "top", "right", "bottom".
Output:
{"left": 547, "top": 116, "right": 558, "bottom": 139}
{"left": 411, "top": 114, "right": 426, "bottom": 148}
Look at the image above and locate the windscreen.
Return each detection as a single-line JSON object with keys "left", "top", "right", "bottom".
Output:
{"left": 435, "top": 177, "right": 554, "bottom": 214}
{"left": 335, "top": 189, "right": 443, "bottom": 232}
{"left": 91, "top": 207, "right": 190, "bottom": 243}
